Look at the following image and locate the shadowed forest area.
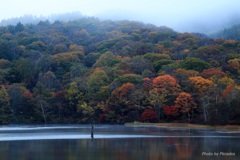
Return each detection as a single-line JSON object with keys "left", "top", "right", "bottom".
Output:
{"left": 0, "top": 17, "right": 239, "bottom": 125}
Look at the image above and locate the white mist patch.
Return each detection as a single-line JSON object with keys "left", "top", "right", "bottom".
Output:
{"left": 0, "top": 134, "right": 238, "bottom": 141}
{"left": 0, "top": 134, "right": 160, "bottom": 141}
{"left": 0, "top": 125, "right": 239, "bottom": 141}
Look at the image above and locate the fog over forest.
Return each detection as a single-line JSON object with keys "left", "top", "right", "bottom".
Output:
{"left": 1, "top": 0, "right": 240, "bottom": 33}
{"left": 0, "top": 0, "right": 240, "bottom": 125}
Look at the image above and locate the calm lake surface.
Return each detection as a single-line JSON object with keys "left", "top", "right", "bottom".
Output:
{"left": 0, "top": 125, "right": 239, "bottom": 160}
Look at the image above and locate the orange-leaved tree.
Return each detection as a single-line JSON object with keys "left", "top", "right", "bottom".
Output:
{"left": 152, "top": 74, "right": 180, "bottom": 95}
{"left": 149, "top": 74, "right": 181, "bottom": 120}
{"left": 174, "top": 92, "right": 197, "bottom": 122}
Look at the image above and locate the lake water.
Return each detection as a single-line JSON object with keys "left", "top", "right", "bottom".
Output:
{"left": 0, "top": 125, "right": 239, "bottom": 160}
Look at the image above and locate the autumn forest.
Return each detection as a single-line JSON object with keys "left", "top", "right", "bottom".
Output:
{"left": 0, "top": 17, "right": 240, "bottom": 125}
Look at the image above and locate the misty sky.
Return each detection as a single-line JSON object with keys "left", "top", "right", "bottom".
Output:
{"left": 1, "top": 0, "right": 240, "bottom": 33}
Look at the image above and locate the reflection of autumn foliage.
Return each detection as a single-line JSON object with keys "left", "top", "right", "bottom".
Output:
{"left": 140, "top": 108, "right": 158, "bottom": 122}
{"left": 175, "top": 139, "right": 195, "bottom": 159}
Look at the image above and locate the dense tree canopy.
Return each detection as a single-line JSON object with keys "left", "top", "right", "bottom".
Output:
{"left": 0, "top": 17, "right": 239, "bottom": 125}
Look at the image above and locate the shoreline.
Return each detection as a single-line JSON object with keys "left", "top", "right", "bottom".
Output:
{"left": 125, "top": 122, "right": 240, "bottom": 132}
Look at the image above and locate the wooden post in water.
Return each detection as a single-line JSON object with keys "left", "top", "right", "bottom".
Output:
{"left": 91, "top": 124, "right": 94, "bottom": 140}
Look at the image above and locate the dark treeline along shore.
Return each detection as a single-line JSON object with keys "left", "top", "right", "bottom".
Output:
{"left": 0, "top": 16, "right": 240, "bottom": 125}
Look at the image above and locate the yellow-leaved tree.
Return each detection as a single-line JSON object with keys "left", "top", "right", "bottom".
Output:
{"left": 189, "top": 76, "right": 214, "bottom": 122}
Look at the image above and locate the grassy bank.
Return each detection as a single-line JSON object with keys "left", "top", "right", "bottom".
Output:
{"left": 125, "top": 122, "right": 240, "bottom": 131}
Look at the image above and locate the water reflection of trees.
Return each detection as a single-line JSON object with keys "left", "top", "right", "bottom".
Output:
{"left": 0, "top": 137, "right": 239, "bottom": 160}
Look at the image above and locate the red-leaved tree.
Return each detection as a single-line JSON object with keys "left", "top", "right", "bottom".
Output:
{"left": 140, "top": 108, "right": 158, "bottom": 123}
{"left": 163, "top": 105, "right": 178, "bottom": 118}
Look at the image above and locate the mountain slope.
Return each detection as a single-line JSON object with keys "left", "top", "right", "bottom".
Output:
{"left": 0, "top": 17, "right": 239, "bottom": 125}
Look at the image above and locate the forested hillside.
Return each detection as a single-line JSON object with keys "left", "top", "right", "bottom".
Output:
{"left": 0, "top": 17, "right": 240, "bottom": 125}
